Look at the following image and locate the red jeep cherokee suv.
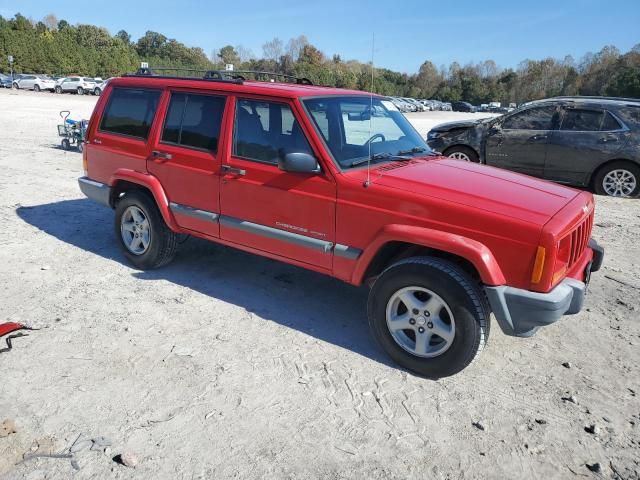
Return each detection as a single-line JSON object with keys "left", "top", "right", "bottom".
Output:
{"left": 78, "top": 69, "right": 604, "bottom": 378}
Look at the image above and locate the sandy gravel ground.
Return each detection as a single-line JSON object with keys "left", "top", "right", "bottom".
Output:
{"left": 0, "top": 89, "right": 639, "bottom": 479}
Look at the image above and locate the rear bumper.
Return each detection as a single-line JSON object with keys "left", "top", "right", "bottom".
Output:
{"left": 78, "top": 177, "right": 111, "bottom": 207}
{"left": 485, "top": 240, "right": 604, "bottom": 337}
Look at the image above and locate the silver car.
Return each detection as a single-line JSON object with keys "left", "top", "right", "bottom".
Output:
{"left": 13, "top": 74, "right": 56, "bottom": 92}
{"left": 55, "top": 77, "right": 97, "bottom": 95}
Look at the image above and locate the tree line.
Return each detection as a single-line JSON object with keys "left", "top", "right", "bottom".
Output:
{"left": 1, "top": 13, "right": 638, "bottom": 104}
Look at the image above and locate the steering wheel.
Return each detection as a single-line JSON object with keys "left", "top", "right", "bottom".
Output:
{"left": 364, "top": 133, "right": 385, "bottom": 147}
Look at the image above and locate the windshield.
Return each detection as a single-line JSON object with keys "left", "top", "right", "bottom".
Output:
{"left": 303, "top": 96, "right": 433, "bottom": 169}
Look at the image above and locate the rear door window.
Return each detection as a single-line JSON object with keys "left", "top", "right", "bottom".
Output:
{"left": 560, "top": 109, "right": 604, "bottom": 131}
{"left": 502, "top": 106, "right": 558, "bottom": 130}
{"left": 161, "top": 92, "right": 226, "bottom": 152}
{"left": 100, "top": 88, "right": 161, "bottom": 140}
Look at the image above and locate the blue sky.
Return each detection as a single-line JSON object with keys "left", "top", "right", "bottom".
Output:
{"left": 2, "top": 0, "right": 638, "bottom": 73}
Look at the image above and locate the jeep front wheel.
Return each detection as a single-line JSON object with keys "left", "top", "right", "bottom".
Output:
{"left": 114, "top": 191, "right": 178, "bottom": 269}
{"left": 368, "top": 257, "right": 490, "bottom": 378}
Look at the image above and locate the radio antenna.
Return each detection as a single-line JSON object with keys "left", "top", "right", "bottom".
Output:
{"left": 364, "top": 33, "right": 375, "bottom": 188}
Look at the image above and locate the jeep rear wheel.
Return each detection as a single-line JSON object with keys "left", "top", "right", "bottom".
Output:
{"left": 368, "top": 257, "right": 489, "bottom": 378}
{"left": 114, "top": 191, "right": 178, "bottom": 269}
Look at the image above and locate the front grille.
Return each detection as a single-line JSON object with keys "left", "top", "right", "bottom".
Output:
{"left": 567, "top": 212, "right": 594, "bottom": 267}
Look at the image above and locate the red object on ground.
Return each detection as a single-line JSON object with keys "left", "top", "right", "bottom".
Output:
{"left": 0, "top": 322, "right": 26, "bottom": 338}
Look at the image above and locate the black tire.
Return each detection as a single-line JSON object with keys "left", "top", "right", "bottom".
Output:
{"left": 444, "top": 145, "right": 479, "bottom": 163}
{"left": 94, "top": 87, "right": 101, "bottom": 96}
{"left": 61, "top": 138, "right": 71, "bottom": 150}
{"left": 593, "top": 161, "right": 640, "bottom": 198}
{"left": 77, "top": 87, "right": 84, "bottom": 95}
{"left": 12, "top": 82, "right": 18, "bottom": 89}
{"left": 114, "top": 191, "right": 178, "bottom": 269}
{"left": 55, "top": 86, "right": 62, "bottom": 94}
{"left": 77, "top": 141, "right": 84, "bottom": 153}
{"left": 368, "top": 256, "right": 490, "bottom": 379}
{"left": 34, "top": 84, "right": 40, "bottom": 92}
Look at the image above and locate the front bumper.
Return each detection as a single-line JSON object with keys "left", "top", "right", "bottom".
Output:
{"left": 485, "top": 241, "right": 604, "bottom": 337}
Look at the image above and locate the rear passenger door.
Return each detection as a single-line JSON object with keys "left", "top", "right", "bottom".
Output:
{"left": 219, "top": 97, "right": 336, "bottom": 270}
{"left": 544, "top": 107, "right": 629, "bottom": 185}
{"left": 147, "top": 90, "right": 228, "bottom": 237}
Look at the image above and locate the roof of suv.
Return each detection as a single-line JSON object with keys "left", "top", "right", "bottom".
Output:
{"left": 528, "top": 96, "right": 640, "bottom": 107}
{"left": 109, "top": 75, "right": 372, "bottom": 100}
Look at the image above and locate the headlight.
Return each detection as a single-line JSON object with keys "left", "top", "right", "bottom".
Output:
{"left": 428, "top": 131, "right": 443, "bottom": 139}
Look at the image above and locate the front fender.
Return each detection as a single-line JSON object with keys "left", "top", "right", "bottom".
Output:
{"left": 109, "top": 169, "right": 180, "bottom": 231}
{"left": 352, "top": 224, "right": 506, "bottom": 286}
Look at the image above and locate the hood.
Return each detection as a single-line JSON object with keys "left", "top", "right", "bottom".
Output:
{"left": 372, "top": 158, "right": 579, "bottom": 225}
{"left": 431, "top": 118, "right": 490, "bottom": 131}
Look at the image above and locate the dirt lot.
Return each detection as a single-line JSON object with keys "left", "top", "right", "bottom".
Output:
{"left": 0, "top": 89, "right": 639, "bottom": 479}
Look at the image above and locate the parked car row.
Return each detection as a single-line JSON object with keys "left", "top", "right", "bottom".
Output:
{"left": 427, "top": 96, "right": 640, "bottom": 198}
{"left": 0, "top": 73, "right": 111, "bottom": 95}
{"left": 387, "top": 97, "right": 454, "bottom": 113}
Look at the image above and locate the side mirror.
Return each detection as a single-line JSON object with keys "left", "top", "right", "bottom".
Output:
{"left": 278, "top": 152, "right": 319, "bottom": 174}
{"left": 488, "top": 124, "right": 502, "bottom": 135}
{"left": 347, "top": 111, "right": 370, "bottom": 121}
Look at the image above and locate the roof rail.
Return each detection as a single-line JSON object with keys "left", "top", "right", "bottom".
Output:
{"left": 124, "top": 67, "right": 313, "bottom": 86}
{"left": 124, "top": 67, "right": 243, "bottom": 84}
{"left": 217, "top": 70, "right": 313, "bottom": 85}
{"left": 540, "top": 95, "right": 640, "bottom": 104}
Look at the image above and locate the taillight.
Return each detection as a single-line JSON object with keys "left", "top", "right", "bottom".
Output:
{"left": 552, "top": 236, "right": 571, "bottom": 284}
{"left": 82, "top": 150, "right": 88, "bottom": 176}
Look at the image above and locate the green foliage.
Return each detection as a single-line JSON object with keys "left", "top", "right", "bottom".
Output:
{"left": 0, "top": 13, "right": 637, "bottom": 103}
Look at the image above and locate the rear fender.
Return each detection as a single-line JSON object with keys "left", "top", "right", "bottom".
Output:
{"left": 109, "top": 169, "right": 179, "bottom": 231}
{"left": 352, "top": 224, "right": 506, "bottom": 286}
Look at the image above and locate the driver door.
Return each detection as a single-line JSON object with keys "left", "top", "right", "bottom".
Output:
{"left": 219, "top": 97, "right": 337, "bottom": 270}
{"left": 485, "top": 105, "right": 559, "bottom": 177}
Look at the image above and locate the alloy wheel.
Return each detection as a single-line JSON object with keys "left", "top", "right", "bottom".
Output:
{"left": 120, "top": 206, "right": 151, "bottom": 255}
{"left": 449, "top": 151, "right": 471, "bottom": 162}
{"left": 386, "top": 286, "right": 456, "bottom": 358}
{"left": 602, "top": 169, "right": 637, "bottom": 197}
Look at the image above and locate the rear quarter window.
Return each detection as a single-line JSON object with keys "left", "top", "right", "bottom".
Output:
{"left": 100, "top": 88, "right": 161, "bottom": 140}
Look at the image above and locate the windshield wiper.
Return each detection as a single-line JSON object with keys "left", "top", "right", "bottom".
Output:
{"left": 396, "top": 146, "right": 427, "bottom": 156}
{"left": 349, "top": 152, "right": 411, "bottom": 168}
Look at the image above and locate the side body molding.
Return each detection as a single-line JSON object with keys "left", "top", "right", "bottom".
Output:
{"left": 351, "top": 224, "right": 506, "bottom": 286}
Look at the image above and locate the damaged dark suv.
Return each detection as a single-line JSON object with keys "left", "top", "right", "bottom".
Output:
{"left": 427, "top": 96, "right": 640, "bottom": 197}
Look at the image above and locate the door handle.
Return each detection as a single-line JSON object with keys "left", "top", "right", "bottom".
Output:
{"left": 527, "top": 134, "right": 548, "bottom": 142}
{"left": 151, "top": 150, "right": 172, "bottom": 162}
{"left": 92, "top": 139, "right": 102, "bottom": 145}
{"left": 221, "top": 165, "right": 246, "bottom": 176}
{"left": 598, "top": 135, "right": 618, "bottom": 144}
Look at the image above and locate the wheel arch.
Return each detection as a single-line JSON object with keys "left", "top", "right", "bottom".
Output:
{"left": 108, "top": 170, "right": 179, "bottom": 231}
{"left": 352, "top": 224, "right": 506, "bottom": 287}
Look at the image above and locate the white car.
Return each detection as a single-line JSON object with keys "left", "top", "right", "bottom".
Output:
{"left": 13, "top": 74, "right": 56, "bottom": 92}
{"left": 92, "top": 77, "right": 112, "bottom": 96}
{"left": 55, "top": 77, "right": 98, "bottom": 95}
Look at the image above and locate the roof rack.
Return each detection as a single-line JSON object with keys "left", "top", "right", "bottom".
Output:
{"left": 124, "top": 67, "right": 313, "bottom": 86}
